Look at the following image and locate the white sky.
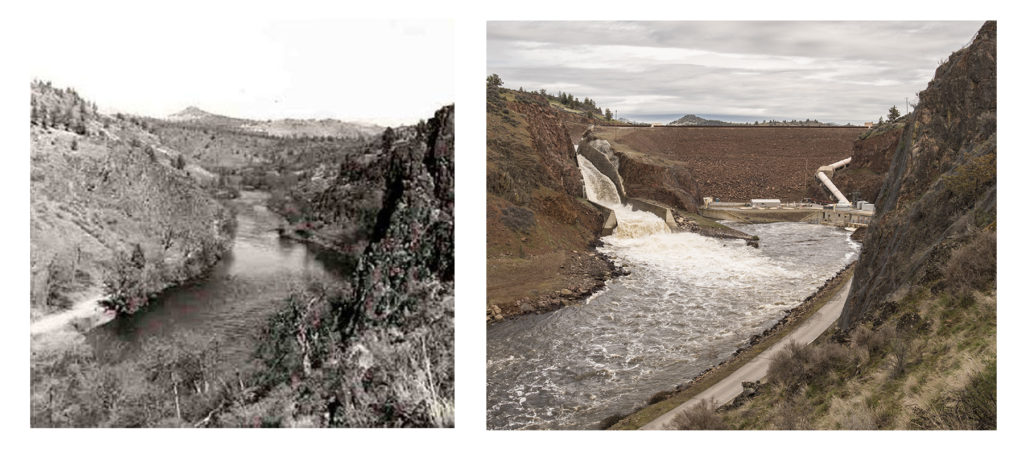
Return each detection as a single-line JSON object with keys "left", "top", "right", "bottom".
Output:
{"left": 489, "top": 21, "right": 986, "bottom": 125}
{"left": 29, "top": 7, "right": 454, "bottom": 127}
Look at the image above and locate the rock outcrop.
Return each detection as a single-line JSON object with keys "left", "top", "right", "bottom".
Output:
{"left": 579, "top": 131, "right": 702, "bottom": 213}
{"left": 806, "top": 123, "right": 904, "bottom": 204}
{"left": 486, "top": 88, "right": 613, "bottom": 320}
{"left": 840, "top": 21, "right": 997, "bottom": 328}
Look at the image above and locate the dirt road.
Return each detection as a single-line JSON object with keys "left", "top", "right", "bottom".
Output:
{"left": 640, "top": 277, "right": 853, "bottom": 429}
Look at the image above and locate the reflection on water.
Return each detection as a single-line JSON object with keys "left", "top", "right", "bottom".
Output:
{"left": 88, "top": 191, "right": 349, "bottom": 371}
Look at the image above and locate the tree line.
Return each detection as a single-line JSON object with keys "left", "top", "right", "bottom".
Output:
{"left": 30, "top": 80, "right": 98, "bottom": 134}
{"left": 487, "top": 73, "right": 614, "bottom": 120}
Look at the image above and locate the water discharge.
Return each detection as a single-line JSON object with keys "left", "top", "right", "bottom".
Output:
{"left": 487, "top": 153, "right": 859, "bottom": 430}
{"left": 576, "top": 153, "right": 669, "bottom": 239}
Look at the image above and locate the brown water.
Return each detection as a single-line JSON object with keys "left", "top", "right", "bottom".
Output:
{"left": 87, "top": 191, "right": 350, "bottom": 370}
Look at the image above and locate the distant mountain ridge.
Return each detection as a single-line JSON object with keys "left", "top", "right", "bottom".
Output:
{"left": 668, "top": 114, "right": 839, "bottom": 127}
{"left": 668, "top": 114, "right": 732, "bottom": 126}
{"left": 167, "top": 106, "right": 384, "bottom": 139}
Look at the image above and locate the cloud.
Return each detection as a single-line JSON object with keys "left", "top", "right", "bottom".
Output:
{"left": 488, "top": 21, "right": 984, "bottom": 124}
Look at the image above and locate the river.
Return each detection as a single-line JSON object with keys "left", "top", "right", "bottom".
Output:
{"left": 485, "top": 154, "right": 860, "bottom": 430}
{"left": 87, "top": 191, "right": 350, "bottom": 372}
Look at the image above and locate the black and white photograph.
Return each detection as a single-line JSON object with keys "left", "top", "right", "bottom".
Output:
{"left": 25, "top": 12, "right": 454, "bottom": 428}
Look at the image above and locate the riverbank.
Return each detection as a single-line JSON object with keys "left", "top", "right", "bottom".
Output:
{"left": 30, "top": 196, "right": 239, "bottom": 353}
{"left": 608, "top": 262, "right": 857, "bottom": 429}
{"left": 486, "top": 246, "right": 625, "bottom": 323}
{"left": 486, "top": 215, "right": 755, "bottom": 324}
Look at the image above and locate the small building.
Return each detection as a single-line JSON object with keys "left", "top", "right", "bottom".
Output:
{"left": 820, "top": 204, "right": 874, "bottom": 227}
{"left": 865, "top": 122, "right": 875, "bottom": 128}
{"left": 751, "top": 199, "right": 781, "bottom": 208}
{"left": 856, "top": 201, "right": 875, "bottom": 212}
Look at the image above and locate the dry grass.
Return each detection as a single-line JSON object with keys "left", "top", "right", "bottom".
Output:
{"left": 670, "top": 400, "right": 726, "bottom": 430}
{"left": 944, "top": 230, "right": 996, "bottom": 298}
{"left": 767, "top": 341, "right": 859, "bottom": 392}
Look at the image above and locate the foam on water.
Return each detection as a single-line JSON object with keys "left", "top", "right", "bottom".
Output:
{"left": 486, "top": 154, "right": 860, "bottom": 430}
{"left": 577, "top": 154, "right": 670, "bottom": 239}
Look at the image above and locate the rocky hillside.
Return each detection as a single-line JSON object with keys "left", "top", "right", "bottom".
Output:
{"left": 674, "top": 21, "right": 996, "bottom": 431}
{"left": 486, "top": 87, "right": 613, "bottom": 320}
{"left": 30, "top": 82, "right": 234, "bottom": 318}
{"left": 214, "top": 105, "right": 455, "bottom": 427}
{"left": 805, "top": 121, "right": 905, "bottom": 204}
{"left": 580, "top": 130, "right": 702, "bottom": 213}
{"left": 841, "top": 21, "right": 996, "bottom": 327}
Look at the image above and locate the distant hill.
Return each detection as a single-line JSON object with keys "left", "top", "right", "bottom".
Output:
{"left": 168, "top": 106, "right": 384, "bottom": 139}
{"left": 668, "top": 114, "right": 732, "bottom": 126}
{"left": 241, "top": 118, "right": 384, "bottom": 139}
{"left": 668, "top": 114, "right": 838, "bottom": 127}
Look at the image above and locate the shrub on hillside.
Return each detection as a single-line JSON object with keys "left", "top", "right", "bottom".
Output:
{"left": 671, "top": 399, "right": 726, "bottom": 430}
{"left": 910, "top": 361, "right": 996, "bottom": 429}
{"left": 943, "top": 153, "right": 996, "bottom": 210}
{"left": 30, "top": 335, "right": 237, "bottom": 427}
{"left": 767, "top": 341, "right": 860, "bottom": 392}
{"left": 99, "top": 244, "right": 163, "bottom": 315}
{"left": 851, "top": 324, "right": 893, "bottom": 357}
{"left": 944, "top": 229, "right": 996, "bottom": 297}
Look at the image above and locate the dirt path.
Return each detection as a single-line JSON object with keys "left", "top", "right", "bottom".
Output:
{"left": 640, "top": 277, "right": 853, "bottom": 430}
{"left": 30, "top": 288, "right": 114, "bottom": 351}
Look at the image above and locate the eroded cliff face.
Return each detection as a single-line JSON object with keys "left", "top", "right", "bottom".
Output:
{"left": 579, "top": 131, "right": 702, "bottom": 213}
{"left": 617, "top": 152, "right": 702, "bottom": 213}
{"left": 840, "top": 21, "right": 996, "bottom": 328}
{"left": 808, "top": 124, "right": 904, "bottom": 204}
{"left": 486, "top": 88, "right": 612, "bottom": 319}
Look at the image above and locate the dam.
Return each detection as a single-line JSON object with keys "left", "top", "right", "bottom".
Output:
{"left": 485, "top": 153, "right": 860, "bottom": 430}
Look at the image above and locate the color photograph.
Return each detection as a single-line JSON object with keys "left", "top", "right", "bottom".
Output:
{"left": 486, "top": 20, "right": 996, "bottom": 430}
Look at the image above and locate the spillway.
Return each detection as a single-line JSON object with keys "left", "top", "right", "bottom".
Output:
{"left": 576, "top": 153, "right": 670, "bottom": 239}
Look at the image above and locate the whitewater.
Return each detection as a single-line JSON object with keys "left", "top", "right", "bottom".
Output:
{"left": 487, "top": 152, "right": 859, "bottom": 429}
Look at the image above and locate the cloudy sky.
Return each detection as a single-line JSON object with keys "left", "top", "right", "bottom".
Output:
{"left": 488, "top": 21, "right": 985, "bottom": 125}
{"left": 30, "top": 12, "right": 453, "bottom": 127}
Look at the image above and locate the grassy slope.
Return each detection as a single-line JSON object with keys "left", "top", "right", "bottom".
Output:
{"left": 670, "top": 22, "right": 997, "bottom": 430}
{"left": 30, "top": 114, "right": 232, "bottom": 318}
{"left": 719, "top": 282, "right": 995, "bottom": 429}
{"left": 486, "top": 89, "right": 607, "bottom": 311}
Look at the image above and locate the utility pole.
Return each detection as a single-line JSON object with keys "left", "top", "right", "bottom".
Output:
{"left": 906, "top": 97, "right": 909, "bottom": 115}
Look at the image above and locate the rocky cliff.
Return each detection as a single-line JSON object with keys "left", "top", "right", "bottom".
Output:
{"left": 840, "top": 21, "right": 996, "bottom": 328}
{"left": 221, "top": 105, "right": 455, "bottom": 428}
{"left": 805, "top": 123, "right": 904, "bottom": 204}
{"left": 486, "top": 87, "right": 613, "bottom": 320}
{"left": 578, "top": 131, "right": 703, "bottom": 213}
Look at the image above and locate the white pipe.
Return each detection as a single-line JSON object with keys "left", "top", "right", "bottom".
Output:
{"left": 816, "top": 171, "right": 850, "bottom": 205}
{"left": 827, "top": 157, "right": 852, "bottom": 170}
{"left": 816, "top": 156, "right": 852, "bottom": 205}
